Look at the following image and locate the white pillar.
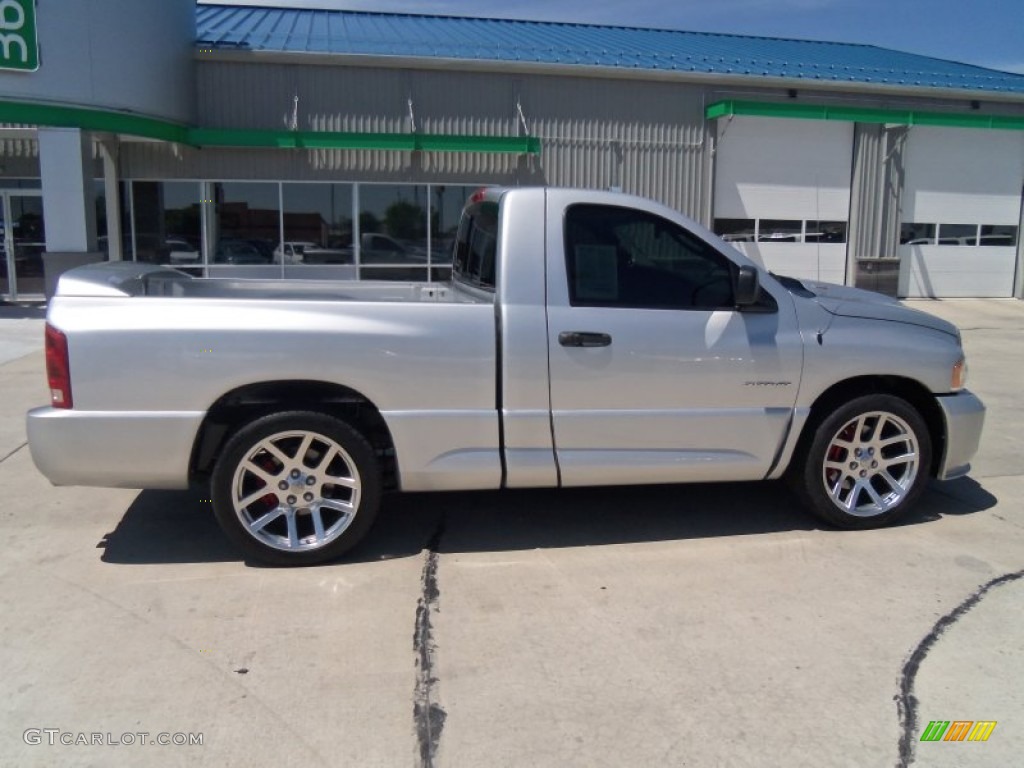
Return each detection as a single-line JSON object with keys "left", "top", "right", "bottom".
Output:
{"left": 37, "top": 127, "right": 97, "bottom": 252}
{"left": 98, "top": 137, "right": 122, "bottom": 261}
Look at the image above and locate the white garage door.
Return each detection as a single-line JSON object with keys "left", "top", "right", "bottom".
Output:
{"left": 713, "top": 116, "right": 852, "bottom": 284}
{"left": 898, "top": 126, "right": 1023, "bottom": 298}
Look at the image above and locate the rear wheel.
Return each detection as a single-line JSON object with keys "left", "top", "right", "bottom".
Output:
{"left": 211, "top": 411, "right": 381, "bottom": 565}
{"left": 790, "top": 394, "right": 932, "bottom": 529}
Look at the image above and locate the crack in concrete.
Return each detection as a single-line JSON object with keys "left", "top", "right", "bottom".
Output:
{"left": 413, "top": 516, "right": 446, "bottom": 768}
{"left": 0, "top": 441, "right": 27, "bottom": 465}
{"left": 894, "top": 568, "right": 1024, "bottom": 767}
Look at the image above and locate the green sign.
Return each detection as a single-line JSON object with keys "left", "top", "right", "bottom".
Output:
{"left": 0, "top": 0, "right": 37, "bottom": 72}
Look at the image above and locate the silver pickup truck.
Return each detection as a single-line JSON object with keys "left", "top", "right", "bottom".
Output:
{"left": 28, "top": 188, "right": 984, "bottom": 565}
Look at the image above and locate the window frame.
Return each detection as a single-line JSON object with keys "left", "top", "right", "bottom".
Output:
{"left": 564, "top": 203, "right": 744, "bottom": 312}
{"left": 452, "top": 201, "right": 499, "bottom": 293}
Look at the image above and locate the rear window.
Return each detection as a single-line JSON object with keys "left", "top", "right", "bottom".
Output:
{"left": 453, "top": 202, "right": 499, "bottom": 291}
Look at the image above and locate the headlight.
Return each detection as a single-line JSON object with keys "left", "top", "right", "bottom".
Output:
{"left": 951, "top": 358, "right": 967, "bottom": 391}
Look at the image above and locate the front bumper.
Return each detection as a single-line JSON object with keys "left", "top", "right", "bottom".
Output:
{"left": 935, "top": 390, "right": 985, "bottom": 481}
{"left": 27, "top": 407, "right": 204, "bottom": 489}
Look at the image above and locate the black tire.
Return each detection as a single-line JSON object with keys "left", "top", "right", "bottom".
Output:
{"left": 788, "top": 394, "right": 932, "bottom": 529}
{"left": 211, "top": 411, "right": 381, "bottom": 565}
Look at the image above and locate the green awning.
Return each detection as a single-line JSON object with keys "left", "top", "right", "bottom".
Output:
{"left": 706, "top": 100, "right": 1024, "bottom": 131}
{"left": 0, "top": 99, "right": 541, "bottom": 154}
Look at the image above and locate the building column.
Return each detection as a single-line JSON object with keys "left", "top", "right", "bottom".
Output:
{"left": 98, "top": 136, "right": 122, "bottom": 261}
{"left": 846, "top": 123, "right": 907, "bottom": 294}
{"left": 37, "top": 127, "right": 97, "bottom": 252}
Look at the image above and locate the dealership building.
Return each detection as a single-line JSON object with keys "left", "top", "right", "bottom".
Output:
{"left": 1, "top": 0, "right": 1022, "bottom": 300}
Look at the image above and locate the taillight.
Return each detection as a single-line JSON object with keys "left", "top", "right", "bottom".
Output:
{"left": 44, "top": 323, "right": 73, "bottom": 409}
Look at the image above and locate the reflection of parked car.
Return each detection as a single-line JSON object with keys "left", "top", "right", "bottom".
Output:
{"left": 274, "top": 241, "right": 315, "bottom": 264}
{"left": 359, "top": 232, "right": 428, "bottom": 264}
{"left": 247, "top": 239, "right": 277, "bottom": 263}
{"left": 214, "top": 239, "right": 270, "bottom": 264}
{"left": 167, "top": 238, "right": 201, "bottom": 264}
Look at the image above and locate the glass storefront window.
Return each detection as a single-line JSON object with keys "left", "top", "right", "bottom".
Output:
{"left": 118, "top": 180, "right": 486, "bottom": 282}
{"left": 130, "top": 181, "right": 202, "bottom": 266}
{"left": 358, "top": 184, "right": 430, "bottom": 281}
{"left": 211, "top": 182, "right": 281, "bottom": 267}
{"left": 281, "top": 183, "right": 354, "bottom": 273}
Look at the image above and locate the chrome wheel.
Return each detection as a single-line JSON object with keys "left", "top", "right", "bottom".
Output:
{"left": 231, "top": 429, "right": 361, "bottom": 553}
{"left": 821, "top": 410, "right": 920, "bottom": 517}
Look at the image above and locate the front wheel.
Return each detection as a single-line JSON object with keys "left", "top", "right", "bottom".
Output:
{"left": 790, "top": 395, "right": 932, "bottom": 529}
{"left": 211, "top": 411, "right": 381, "bottom": 565}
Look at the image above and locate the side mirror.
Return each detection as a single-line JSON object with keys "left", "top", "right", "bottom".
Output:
{"left": 734, "top": 265, "right": 760, "bottom": 307}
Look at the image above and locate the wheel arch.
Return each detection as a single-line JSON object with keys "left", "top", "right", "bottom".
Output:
{"left": 794, "top": 376, "right": 945, "bottom": 477}
{"left": 189, "top": 380, "right": 399, "bottom": 490}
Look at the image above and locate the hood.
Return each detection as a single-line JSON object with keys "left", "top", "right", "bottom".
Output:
{"left": 797, "top": 280, "right": 959, "bottom": 338}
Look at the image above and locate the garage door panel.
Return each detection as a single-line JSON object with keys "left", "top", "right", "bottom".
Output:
{"left": 903, "top": 127, "right": 1024, "bottom": 224}
{"left": 898, "top": 246, "right": 1016, "bottom": 298}
{"left": 715, "top": 117, "right": 853, "bottom": 221}
{"left": 746, "top": 243, "right": 847, "bottom": 284}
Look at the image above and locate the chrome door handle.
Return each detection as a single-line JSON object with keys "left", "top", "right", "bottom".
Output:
{"left": 558, "top": 331, "right": 612, "bottom": 348}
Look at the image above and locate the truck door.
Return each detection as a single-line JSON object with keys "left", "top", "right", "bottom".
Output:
{"left": 544, "top": 192, "right": 803, "bottom": 487}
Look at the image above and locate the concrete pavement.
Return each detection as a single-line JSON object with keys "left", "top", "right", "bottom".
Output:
{"left": 0, "top": 298, "right": 1021, "bottom": 767}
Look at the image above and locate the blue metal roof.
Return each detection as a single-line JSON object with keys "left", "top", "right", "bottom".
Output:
{"left": 195, "top": 3, "right": 1024, "bottom": 95}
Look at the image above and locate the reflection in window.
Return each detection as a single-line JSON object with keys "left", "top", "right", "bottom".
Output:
{"left": 431, "top": 185, "right": 474, "bottom": 281}
{"left": 282, "top": 183, "right": 353, "bottom": 265}
{"left": 805, "top": 220, "right": 847, "bottom": 243}
{"left": 937, "top": 224, "right": 978, "bottom": 246}
{"left": 714, "top": 218, "right": 756, "bottom": 243}
{"left": 130, "top": 181, "right": 202, "bottom": 265}
{"left": 358, "top": 184, "right": 429, "bottom": 278}
{"left": 900, "top": 223, "right": 935, "bottom": 245}
{"left": 117, "top": 181, "right": 486, "bottom": 282}
{"left": 979, "top": 224, "right": 1018, "bottom": 247}
{"left": 757, "top": 220, "right": 802, "bottom": 242}
{"left": 565, "top": 204, "right": 734, "bottom": 310}
{"left": 212, "top": 182, "right": 280, "bottom": 264}
{"left": 453, "top": 201, "right": 498, "bottom": 291}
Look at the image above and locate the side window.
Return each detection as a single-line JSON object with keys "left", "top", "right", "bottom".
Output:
{"left": 453, "top": 201, "right": 498, "bottom": 291}
{"left": 565, "top": 204, "right": 735, "bottom": 310}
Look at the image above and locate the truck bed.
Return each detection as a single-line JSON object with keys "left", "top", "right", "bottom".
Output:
{"left": 56, "top": 262, "right": 484, "bottom": 305}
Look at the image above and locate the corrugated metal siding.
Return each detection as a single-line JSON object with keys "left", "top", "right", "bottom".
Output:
{"left": 848, "top": 123, "right": 884, "bottom": 264}
{"left": 194, "top": 61, "right": 524, "bottom": 180}
{"left": 0, "top": 124, "right": 38, "bottom": 160}
{"left": 195, "top": 4, "right": 1024, "bottom": 96}
{"left": 0, "top": 140, "right": 37, "bottom": 159}
{"left": 848, "top": 122, "right": 906, "bottom": 266}
{"left": 526, "top": 76, "right": 709, "bottom": 217}
{"left": 125, "top": 61, "right": 710, "bottom": 216}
